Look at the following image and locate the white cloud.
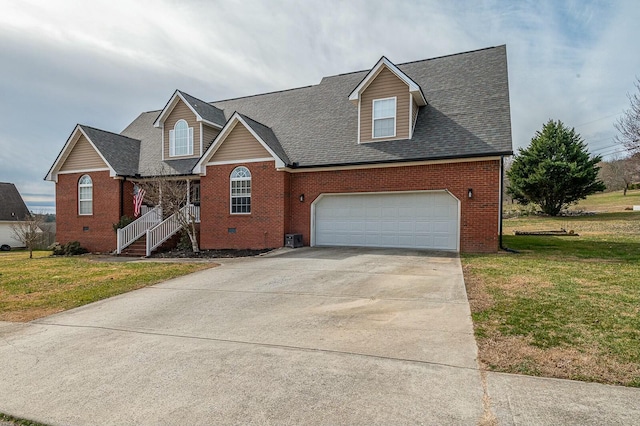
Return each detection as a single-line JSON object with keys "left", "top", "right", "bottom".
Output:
{"left": 1, "top": 0, "right": 638, "bottom": 209}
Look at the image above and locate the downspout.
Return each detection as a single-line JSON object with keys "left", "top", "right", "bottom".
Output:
{"left": 499, "top": 156, "right": 518, "bottom": 253}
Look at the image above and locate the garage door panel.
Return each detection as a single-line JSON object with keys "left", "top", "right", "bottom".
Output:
{"left": 314, "top": 192, "right": 459, "bottom": 251}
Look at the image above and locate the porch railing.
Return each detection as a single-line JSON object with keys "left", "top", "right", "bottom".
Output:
{"left": 146, "top": 204, "right": 199, "bottom": 257}
{"left": 116, "top": 206, "right": 162, "bottom": 254}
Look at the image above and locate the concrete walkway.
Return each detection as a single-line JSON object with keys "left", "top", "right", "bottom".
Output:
{"left": 0, "top": 247, "right": 638, "bottom": 425}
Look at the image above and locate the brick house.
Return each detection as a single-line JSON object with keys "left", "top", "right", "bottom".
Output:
{"left": 46, "top": 45, "right": 513, "bottom": 254}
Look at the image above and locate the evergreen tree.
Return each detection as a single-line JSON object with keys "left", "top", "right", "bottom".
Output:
{"left": 508, "top": 120, "right": 605, "bottom": 216}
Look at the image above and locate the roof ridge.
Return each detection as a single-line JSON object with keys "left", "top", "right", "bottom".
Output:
{"left": 208, "top": 84, "right": 316, "bottom": 105}
{"left": 328, "top": 45, "right": 505, "bottom": 79}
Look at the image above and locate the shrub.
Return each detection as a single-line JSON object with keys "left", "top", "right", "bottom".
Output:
{"left": 177, "top": 230, "right": 193, "bottom": 252}
{"left": 113, "top": 216, "right": 135, "bottom": 233}
{"left": 50, "top": 241, "right": 89, "bottom": 256}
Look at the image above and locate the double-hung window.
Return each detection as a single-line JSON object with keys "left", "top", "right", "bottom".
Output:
{"left": 169, "top": 119, "right": 194, "bottom": 156}
{"left": 230, "top": 166, "right": 251, "bottom": 214}
{"left": 373, "top": 97, "right": 396, "bottom": 138}
{"left": 78, "top": 175, "right": 93, "bottom": 215}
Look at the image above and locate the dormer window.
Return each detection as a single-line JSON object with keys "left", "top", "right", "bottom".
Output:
{"left": 373, "top": 97, "right": 396, "bottom": 138}
{"left": 169, "top": 119, "right": 193, "bottom": 156}
{"left": 349, "top": 57, "right": 427, "bottom": 143}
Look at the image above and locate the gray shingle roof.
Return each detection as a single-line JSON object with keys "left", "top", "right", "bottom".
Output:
{"left": 79, "top": 125, "right": 141, "bottom": 175}
{"left": 0, "top": 183, "right": 31, "bottom": 221}
{"left": 64, "top": 45, "right": 511, "bottom": 178}
{"left": 212, "top": 45, "right": 512, "bottom": 167}
{"left": 179, "top": 91, "right": 226, "bottom": 127}
{"left": 238, "top": 114, "right": 290, "bottom": 165}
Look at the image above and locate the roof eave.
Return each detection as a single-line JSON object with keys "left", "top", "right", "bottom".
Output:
{"left": 193, "top": 112, "right": 288, "bottom": 175}
{"left": 289, "top": 151, "right": 514, "bottom": 170}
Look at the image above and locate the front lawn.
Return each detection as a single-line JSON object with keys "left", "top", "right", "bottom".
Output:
{"left": 463, "top": 211, "right": 640, "bottom": 387}
{"left": 0, "top": 251, "right": 214, "bottom": 322}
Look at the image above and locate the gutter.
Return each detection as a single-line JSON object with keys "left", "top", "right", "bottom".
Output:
{"left": 287, "top": 151, "right": 515, "bottom": 170}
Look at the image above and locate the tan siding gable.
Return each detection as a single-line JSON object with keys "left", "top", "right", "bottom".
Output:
{"left": 202, "top": 124, "right": 221, "bottom": 153}
{"left": 360, "top": 67, "right": 410, "bottom": 143}
{"left": 163, "top": 99, "right": 200, "bottom": 158}
{"left": 412, "top": 98, "right": 419, "bottom": 130}
{"left": 60, "top": 134, "right": 108, "bottom": 172}
{"left": 208, "top": 123, "right": 272, "bottom": 163}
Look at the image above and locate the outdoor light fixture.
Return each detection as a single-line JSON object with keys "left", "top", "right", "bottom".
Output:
{"left": 468, "top": 188, "right": 473, "bottom": 199}
{"left": 299, "top": 194, "right": 305, "bottom": 202}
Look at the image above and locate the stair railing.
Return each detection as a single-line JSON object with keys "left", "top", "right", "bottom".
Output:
{"left": 116, "top": 206, "right": 162, "bottom": 254}
{"left": 146, "top": 204, "right": 199, "bottom": 257}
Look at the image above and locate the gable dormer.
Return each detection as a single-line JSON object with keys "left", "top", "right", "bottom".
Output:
{"left": 349, "top": 57, "right": 427, "bottom": 143}
{"left": 194, "top": 112, "right": 289, "bottom": 174}
{"left": 154, "top": 90, "right": 226, "bottom": 160}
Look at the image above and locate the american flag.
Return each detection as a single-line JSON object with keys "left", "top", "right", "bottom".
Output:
{"left": 133, "top": 185, "right": 145, "bottom": 217}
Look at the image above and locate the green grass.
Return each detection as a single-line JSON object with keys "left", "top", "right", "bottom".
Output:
{"left": 0, "top": 251, "right": 214, "bottom": 322}
{"left": 0, "top": 412, "right": 48, "bottom": 426}
{"left": 463, "top": 210, "right": 640, "bottom": 386}
{"left": 572, "top": 189, "right": 640, "bottom": 212}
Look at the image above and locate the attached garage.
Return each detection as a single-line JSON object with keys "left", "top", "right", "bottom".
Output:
{"left": 312, "top": 191, "right": 460, "bottom": 251}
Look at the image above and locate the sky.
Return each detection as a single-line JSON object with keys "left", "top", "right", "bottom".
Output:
{"left": 1, "top": 0, "right": 639, "bottom": 214}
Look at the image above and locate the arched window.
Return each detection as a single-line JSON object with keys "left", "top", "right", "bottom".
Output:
{"left": 230, "top": 166, "right": 251, "bottom": 214}
{"left": 78, "top": 175, "right": 93, "bottom": 215}
{"left": 169, "top": 119, "right": 193, "bottom": 156}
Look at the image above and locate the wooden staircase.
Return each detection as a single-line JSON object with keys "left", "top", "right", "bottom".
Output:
{"left": 119, "top": 236, "right": 147, "bottom": 257}
{"left": 119, "top": 233, "right": 182, "bottom": 257}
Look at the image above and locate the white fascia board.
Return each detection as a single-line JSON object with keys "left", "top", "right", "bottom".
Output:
{"left": 348, "top": 57, "right": 427, "bottom": 106}
{"left": 199, "top": 118, "right": 223, "bottom": 129}
{"left": 236, "top": 115, "right": 286, "bottom": 169}
{"left": 45, "top": 125, "right": 116, "bottom": 182}
{"left": 77, "top": 127, "right": 118, "bottom": 178}
{"left": 193, "top": 113, "right": 286, "bottom": 174}
{"left": 155, "top": 91, "right": 224, "bottom": 130}
{"left": 154, "top": 91, "right": 201, "bottom": 127}
{"left": 193, "top": 117, "right": 236, "bottom": 175}
{"left": 153, "top": 90, "right": 180, "bottom": 128}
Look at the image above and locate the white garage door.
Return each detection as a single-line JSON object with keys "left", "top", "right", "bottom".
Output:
{"left": 313, "top": 191, "right": 459, "bottom": 251}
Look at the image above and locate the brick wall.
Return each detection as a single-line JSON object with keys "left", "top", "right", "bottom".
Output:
{"left": 56, "top": 171, "right": 127, "bottom": 253}
{"left": 57, "top": 160, "right": 500, "bottom": 254}
{"left": 199, "top": 161, "right": 289, "bottom": 249}
{"left": 288, "top": 160, "right": 501, "bottom": 253}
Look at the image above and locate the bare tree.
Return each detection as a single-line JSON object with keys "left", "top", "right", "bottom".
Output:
{"left": 11, "top": 214, "right": 45, "bottom": 259}
{"left": 138, "top": 169, "right": 199, "bottom": 253}
{"left": 599, "top": 156, "right": 633, "bottom": 195}
{"left": 615, "top": 78, "right": 640, "bottom": 154}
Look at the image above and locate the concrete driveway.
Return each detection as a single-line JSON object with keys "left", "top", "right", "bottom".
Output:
{"left": 1, "top": 247, "right": 639, "bottom": 425}
{"left": 1, "top": 247, "right": 484, "bottom": 424}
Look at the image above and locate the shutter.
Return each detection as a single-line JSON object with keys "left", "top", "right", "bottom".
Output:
{"left": 188, "top": 127, "right": 194, "bottom": 155}
{"left": 169, "top": 129, "right": 175, "bottom": 156}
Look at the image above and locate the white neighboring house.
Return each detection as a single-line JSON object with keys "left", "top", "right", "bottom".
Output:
{"left": 0, "top": 182, "right": 33, "bottom": 248}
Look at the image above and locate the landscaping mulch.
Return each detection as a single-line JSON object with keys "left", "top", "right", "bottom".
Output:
{"left": 151, "top": 248, "right": 273, "bottom": 258}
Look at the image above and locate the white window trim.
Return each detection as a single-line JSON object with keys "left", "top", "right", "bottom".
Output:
{"left": 372, "top": 97, "right": 397, "bottom": 139}
{"left": 169, "top": 119, "right": 194, "bottom": 157}
{"left": 230, "top": 166, "right": 251, "bottom": 215}
{"left": 78, "top": 174, "right": 93, "bottom": 216}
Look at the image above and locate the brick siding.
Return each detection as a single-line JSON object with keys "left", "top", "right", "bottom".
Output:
{"left": 56, "top": 171, "right": 133, "bottom": 253}
{"left": 287, "top": 160, "right": 500, "bottom": 253}
{"left": 56, "top": 160, "right": 501, "bottom": 254}
{"left": 199, "top": 161, "right": 290, "bottom": 250}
